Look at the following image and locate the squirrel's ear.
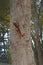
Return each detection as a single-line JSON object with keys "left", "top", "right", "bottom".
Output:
{"left": 13, "top": 22, "right": 19, "bottom": 26}
{"left": 13, "top": 22, "right": 16, "bottom": 25}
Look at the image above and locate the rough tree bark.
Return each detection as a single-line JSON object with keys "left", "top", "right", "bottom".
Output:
{"left": 31, "top": 0, "right": 43, "bottom": 65}
{"left": 10, "top": 0, "right": 36, "bottom": 65}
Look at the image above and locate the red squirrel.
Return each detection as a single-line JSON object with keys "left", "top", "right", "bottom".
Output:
{"left": 13, "top": 22, "right": 25, "bottom": 37}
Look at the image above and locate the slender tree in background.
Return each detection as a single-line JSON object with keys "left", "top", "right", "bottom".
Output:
{"left": 31, "top": 0, "right": 43, "bottom": 65}
{"left": 10, "top": 0, "right": 36, "bottom": 65}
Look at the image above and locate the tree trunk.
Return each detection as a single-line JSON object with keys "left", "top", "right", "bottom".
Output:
{"left": 31, "top": 0, "right": 43, "bottom": 65}
{"left": 10, "top": 0, "right": 36, "bottom": 65}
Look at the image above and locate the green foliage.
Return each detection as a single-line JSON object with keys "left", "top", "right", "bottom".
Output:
{"left": 0, "top": 0, "right": 9, "bottom": 7}
{"left": 0, "top": 0, "right": 10, "bottom": 28}
{"left": 6, "top": 49, "right": 12, "bottom": 64}
{"left": 39, "top": 11, "right": 43, "bottom": 24}
{"left": 5, "top": 45, "right": 12, "bottom": 64}
{"left": 0, "top": 0, "right": 9, "bottom": 17}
